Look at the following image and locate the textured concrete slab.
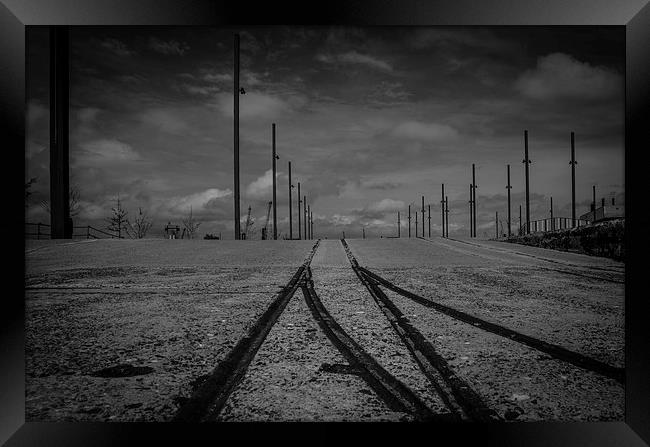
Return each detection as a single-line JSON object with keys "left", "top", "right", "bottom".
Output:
{"left": 24, "top": 238, "right": 624, "bottom": 422}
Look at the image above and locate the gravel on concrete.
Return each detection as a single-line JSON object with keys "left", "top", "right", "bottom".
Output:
{"left": 448, "top": 237, "right": 624, "bottom": 271}
{"left": 310, "top": 241, "right": 451, "bottom": 416}
{"left": 382, "top": 288, "right": 623, "bottom": 421}
{"left": 218, "top": 275, "right": 406, "bottom": 421}
{"left": 24, "top": 237, "right": 625, "bottom": 422}
{"left": 25, "top": 240, "right": 315, "bottom": 421}
{"left": 346, "top": 238, "right": 624, "bottom": 369}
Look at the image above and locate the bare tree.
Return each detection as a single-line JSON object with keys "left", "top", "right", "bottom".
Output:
{"left": 182, "top": 206, "right": 201, "bottom": 239}
{"left": 40, "top": 185, "right": 82, "bottom": 217}
{"left": 126, "top": 207, "right": 152, "bottom": 239}
{"left": 105, "top": 196, "right": 128, "bottom": 238}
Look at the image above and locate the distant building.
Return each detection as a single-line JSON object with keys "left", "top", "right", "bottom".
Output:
{"left": 580, "top": 204, "right": 625, "bottom": 223}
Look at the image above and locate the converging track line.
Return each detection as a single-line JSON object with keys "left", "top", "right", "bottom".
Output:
{"left": 355, "top": 264, "right": 624, "bottom": 385}
{"left": 300, "top": 267, "right": 444, "bottom": 421}
{"left": 173, "top": 241, "right": 320, "bottom": 422}
{"left": 341, "top": 239, "right": 501, "bottom": 422}
{"left": 175, "top": 240, "right": 448, "bottom": 422}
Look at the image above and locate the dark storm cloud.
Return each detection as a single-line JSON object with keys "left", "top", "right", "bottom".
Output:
{"left": 100, "top": 37, "right": 136, "bottom": 57}
{"left": 148, "top": 37, "right": 190, "bottom": 56}
{"left": 25, "top": 26, "right": 624, "bottom": 238}
{"left": 315, "top": 51, "right": 394, "bottom": 72}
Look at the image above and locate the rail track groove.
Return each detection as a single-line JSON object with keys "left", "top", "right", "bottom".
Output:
{"left": 175, "top": 240, "right": 451, "bottom": 422}
{"left": 173, "top": 240, "right": 320, "bottom": 422}
{"left": 300, "top": 267, "right": 446, "bottom": 421}
{"left": 177, "top": 238, "right": 621, "bottom": 422}
{"left": 341, "top": 239, "right": 501, "bottom": 422}
{"left": 355, "top": 263, "right": 624, "bottom": 385}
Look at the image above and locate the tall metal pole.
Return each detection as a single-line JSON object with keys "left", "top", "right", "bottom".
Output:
{"left": 469, "top": 184, "right": 473, "bottom": 237}
{"left": 288, "top": 161, "right": 293, "bottom": 240}
{"left": 415, "top": 209, "right": 418, "bottom": 238}
{"left": 441, "top": 184, "right": 445, "bottom": 238}
{"left": 50, "top": 26, "right": 71, "bottom": 239}
{"left": 550, "top": 196, "right": 554, "bottom": 230}
{"left": 397, "top": 211, "right": 401, "bottom": 238}
{"left": 523, "top": 130, "right": 531, "bottom": 234}
{"left": 428, "top": 204, "right": 431, "bottom": 237}
{"left": 233, "top": 34, "right": 241, "bottom": 240}
{"left": 408, "top": 205, "right": 411, "bottom": 238}
{"left": 310, "top": 210, "right": 313, "bottom": 240}
{"left": 519, "top": 204, "right": 522, "bottom": 235}
{"left": 303, "top": 195, "right": 307, "bottom": 238}
{"left": 592, "top": 185, "right": 596, "bottom": 221}
{"left": 496, "top": 212, "right": 499, "bottom": 239}
{"left": 472, "top": 164, "right": 477, "bottom": 238}
{"left": 570, "top": 132, "right": 577, "bottom": 227}
{"left": 272, "top": 123, "right": 278, "bottom": 240}
{"left": 445, "top": 196, "right": 449, "bottom": 238}
{"left": 297, "top": 182, "right": 301, "bottom": 240}
{"left": 421, "top": 196, "right": 425, "bottom": 238}
{"left": 506, "top": 164, "right": 512, "bottom": 237}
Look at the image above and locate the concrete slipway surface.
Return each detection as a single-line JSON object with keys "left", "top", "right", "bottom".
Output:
{"left": 24, "top": 237, "right": 624, "bottom": 422}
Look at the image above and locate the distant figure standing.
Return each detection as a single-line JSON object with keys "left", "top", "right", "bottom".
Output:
{"left": 165, "top": 222, "right": 180, "bottom": 239}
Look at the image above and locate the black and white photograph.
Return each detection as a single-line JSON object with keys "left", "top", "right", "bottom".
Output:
{"left": 22, "top": 24, "right": 630, "bottom": 424}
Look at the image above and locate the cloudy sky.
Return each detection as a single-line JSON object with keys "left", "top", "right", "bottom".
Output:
{"left": 25, "top": 26, "right": 624, "bottom": 239}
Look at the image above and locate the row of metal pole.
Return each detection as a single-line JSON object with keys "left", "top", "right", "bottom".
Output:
{"left": 402, "top": 193, "right": 445, "bottom": 239}
{"left": 398, "top": 130, "right": 599, "bottom": 240}
{"left": 236, "top": 35, "right": 313, "bottom": 241}
{"left": 247, "top": 56, "right": 599, "bottom": 243}
{"left": 273, "top": 123, "right": 314, "bottom": 240}
{"left": 45, "top": 30, "right": 613, "bottom": 242}
{"left": 497, "top": 131, "right": 604, "bottom": 237}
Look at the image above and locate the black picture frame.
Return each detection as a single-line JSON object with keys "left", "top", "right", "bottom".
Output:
{"left": 2, "top": 0, "right": 649, "bottom": 445}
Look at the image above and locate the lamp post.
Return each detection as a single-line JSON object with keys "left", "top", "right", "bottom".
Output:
{"left": 472, "top": 164, "right": 477, "bottom": 238}
{"left": 303, "top": 195, "right": 307, "bottom": 238}
{"left": 288, "top": 161, "right": 293, "bottom": 239}
{"left": 523, "top": 130, "right": 531, "bottom": 234}
{"left": 445, "top": 196, "right": 449, "bottom": 238}
{"left": 415, "top": 208, "right": 418, "bottom": 238}
{"left": 550, "top": 196, "right": 554, "bottom": 231}
{"left": 570, "top": 132, "right": 577, "bottom": 227}
{"left": 506, "top": 164, "right": 512, "bottom": 237}
{"left": 469, "top": 183, "right": 473, "bottom": 237}
{"left": 298, "top": 182, "right": 302, "bottom": 239}
{"left": 441, "top": 184, "right": 445, "bottom": 238}
{"left": 421, "top": 195, "right": 425, "bottom": 238}
{"left": 272, "top": 123, "right": 279, "bottom": 240}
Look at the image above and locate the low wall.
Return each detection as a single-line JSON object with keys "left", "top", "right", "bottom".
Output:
{"left": 502, "top": 219, "right": 625, "bottom": 261}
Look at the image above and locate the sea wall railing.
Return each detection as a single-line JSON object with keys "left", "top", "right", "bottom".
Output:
{"left": 25, "top": 222, "right": 122, "bottom": 239}
{"left": 515, "top": 217, "right": 591, "bottom": 236}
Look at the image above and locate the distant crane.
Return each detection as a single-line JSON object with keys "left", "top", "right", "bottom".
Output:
{"left": 261, "top": 201, "right": 272, "bottom": 240}
{"left": 243, "top": 205, "right": 253, "bottom": 240}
